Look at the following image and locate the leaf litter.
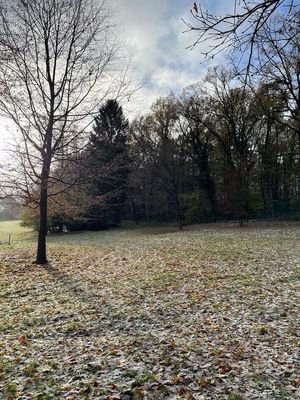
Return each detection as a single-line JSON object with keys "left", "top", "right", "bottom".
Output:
{"left": 0, "top": 222, "right": 300, "bottom": 399}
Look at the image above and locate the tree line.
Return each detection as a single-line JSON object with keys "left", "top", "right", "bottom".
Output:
{"left": 22, "top": 61, "right": 300, "bottom": 230}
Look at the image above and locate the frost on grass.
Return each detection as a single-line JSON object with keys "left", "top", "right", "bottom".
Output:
{"left": 0, "top": 223, "right": 300, "bottom": 399}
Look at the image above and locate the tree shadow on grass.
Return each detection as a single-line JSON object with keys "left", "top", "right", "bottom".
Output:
{"left": 43, "top": 261, "right": 159, "bottom": 338}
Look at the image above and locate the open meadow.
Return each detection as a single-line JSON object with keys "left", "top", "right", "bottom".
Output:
{"left": 0, "top": 221, "right": 300, "bottom": 399}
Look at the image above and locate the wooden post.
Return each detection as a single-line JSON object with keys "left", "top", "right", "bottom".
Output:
{"left": 8, "top": 234, "right": 11, "bottom": 246}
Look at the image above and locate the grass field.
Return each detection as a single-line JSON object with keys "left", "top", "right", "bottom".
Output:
{"left": 0, "top": 220, "right": 32, "bottom": 244}
{"left": 0, "top": 221, "right": 300, "bottom": 399}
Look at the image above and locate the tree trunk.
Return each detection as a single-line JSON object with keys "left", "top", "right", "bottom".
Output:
{"left": 35, "top": 106, "right": 53, "bottom": 264}
{"left": 35, "top": 147, "right": 52, "bottom": 264}
{"left": 194, "top": 145, "right": 216, "bottom": 220}
{"left": 36, "top": 184, "right": 48, "bottom": 264}
{"left": 175, "top": 195, "right": 183, "bottom": 230}
{"left": 178, "top": 215, "right": 183, "bottom": 230}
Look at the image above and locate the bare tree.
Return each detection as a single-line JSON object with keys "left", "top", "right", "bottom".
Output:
{"left": 177, "top": 93, "right": 217, "bottom": 219}
{"left": 255, "top": 15, "right": 300, "bottom": 143}
{"left": 184, "top": 1, "right": 299, "bottom": 75}
{"left": 0, "top": 0, "right": 131, "bottom": 264}
{"left": 182, "top": 68, "right": 263, "bottom": 218}
{"left": 252, "top": 15, "right": 300, "bottom": 201}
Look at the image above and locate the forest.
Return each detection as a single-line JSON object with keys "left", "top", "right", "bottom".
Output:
{"left": 22, "top": 64, "right": 300, "bottom": 231}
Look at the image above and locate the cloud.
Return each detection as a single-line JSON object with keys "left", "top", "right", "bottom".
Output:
{"left": 113, "top": 0, "right": 232, "bottom": 117}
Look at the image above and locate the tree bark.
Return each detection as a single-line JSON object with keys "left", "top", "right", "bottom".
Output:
{"left": 36, "top": 184, "right": 48, "bottom": 264}
{"left": 35, "top": 134, "right": 52, "bottom": 264}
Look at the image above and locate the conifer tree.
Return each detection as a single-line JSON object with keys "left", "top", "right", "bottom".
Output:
{"left": 86, "top": 99, "right": 129, "bottom": 226}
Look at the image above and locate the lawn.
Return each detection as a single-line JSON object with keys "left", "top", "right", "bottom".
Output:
{"left": 0, "top": 220, "right": 32, "bottom": 245}
{"left": 0, "top": 221, "right": 300, "bottom": 399}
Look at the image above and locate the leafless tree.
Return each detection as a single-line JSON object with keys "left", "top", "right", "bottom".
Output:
{"left": 254, "top": 15, "right": 300, "bottom": 142}
{"left": 184, "top": 1, "right": 299, "bottom": 75}
{"left": 251, "top": 14, "right": 300, "bottom": 200}
{"left": 181, "top": 68, "right": 264, "bottom": 217}
{"left": 0, "top": 0, "right": 133, "bottom": 264}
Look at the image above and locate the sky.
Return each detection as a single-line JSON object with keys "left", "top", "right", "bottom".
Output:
{"left": 0, "top": 0, "right": 236, "bottom": 160}
{"left": 114, "top": 0, "right": 235, "bottom": 116}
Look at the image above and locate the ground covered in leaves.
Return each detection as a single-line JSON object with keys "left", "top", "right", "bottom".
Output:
{"left": 0, "top": 222, "right": 300, "bottom": 399}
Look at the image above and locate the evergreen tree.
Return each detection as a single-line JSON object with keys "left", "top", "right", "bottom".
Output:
{"left": 86, "top": 99, "right": 129, "bottom": 227}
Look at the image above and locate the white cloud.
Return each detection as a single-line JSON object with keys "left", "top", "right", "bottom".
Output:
{"left": 113, "top": 0, "right": 230, "bottom": 117}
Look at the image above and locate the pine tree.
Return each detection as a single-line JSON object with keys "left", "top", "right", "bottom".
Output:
{"left": 86, "top": 99, "right": 129, "bottom": 227}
